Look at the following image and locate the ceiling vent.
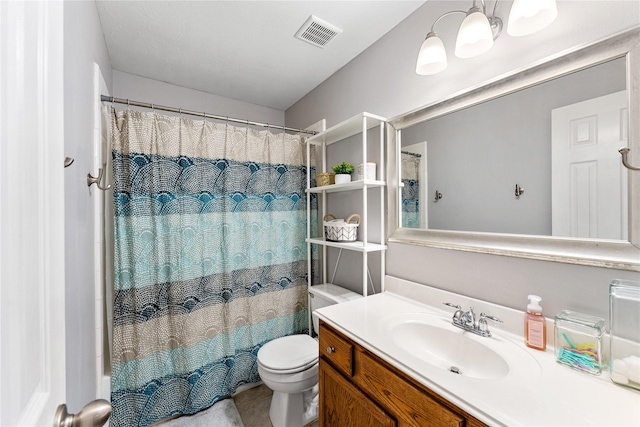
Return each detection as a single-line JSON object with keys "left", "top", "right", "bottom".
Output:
{"left": 294, "top": 15, "right": 343, "bottom": 48}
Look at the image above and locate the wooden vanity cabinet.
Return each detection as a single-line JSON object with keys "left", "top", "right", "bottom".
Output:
{"left": 318, "top": 321, "right": 487, "bottom": 427}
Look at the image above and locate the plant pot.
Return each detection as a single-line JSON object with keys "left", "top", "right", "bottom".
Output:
{"left": 335, "top": 174, "right": 351, "bottom": 184}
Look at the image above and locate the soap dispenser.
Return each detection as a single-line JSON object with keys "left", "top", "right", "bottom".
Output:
{"left": 525, "top": 295, "right": 546, "bottom": 351}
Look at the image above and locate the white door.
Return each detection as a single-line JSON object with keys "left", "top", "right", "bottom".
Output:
{"left": 551, "top": 91, "right": 628, "bottom": 240}
{"left": 0, "top": 1, "right": 66, "bottom": 426}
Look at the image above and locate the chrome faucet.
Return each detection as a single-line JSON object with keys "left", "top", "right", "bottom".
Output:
{"left": 460, "top": 306, "right": 476, "bottom": 328}
{"left": 443, "top": 303, "right": 503, "bottom": 337}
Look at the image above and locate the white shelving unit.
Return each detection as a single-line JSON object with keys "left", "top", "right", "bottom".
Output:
{"left": 305, "top": 112, "right": 387, "bottom": 299}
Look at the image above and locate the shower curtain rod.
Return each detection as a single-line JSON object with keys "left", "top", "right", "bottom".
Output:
{"left": 101, "top": 95, "right": 318, "bottom": 135}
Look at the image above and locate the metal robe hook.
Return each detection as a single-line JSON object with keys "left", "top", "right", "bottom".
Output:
{"left": 515, "top": 184, "right": 525, "bottom": 198}
{"left": 87, "top": 168, "right": 111, "bottom": 190}
{"left": 619, "top": 148, "right": 640, "bottom": 171}
{"left": 434, "top": 190, "right": 443, "bottom": 202}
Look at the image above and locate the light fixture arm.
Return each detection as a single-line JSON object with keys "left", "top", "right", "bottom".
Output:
{"left": 488, "top": 1, "right": 503, "bottom": 40}
{"left": 476, "top": 0, "right": 500, "bottom": 21}
{"left": 427, "top": 10, "right": 466, "bottom": 36}
{"left": 426, "top": 1, "right": 503, "bottom": 42}
{"left": 478, "top": 0, "right": 503, "bottom": 41}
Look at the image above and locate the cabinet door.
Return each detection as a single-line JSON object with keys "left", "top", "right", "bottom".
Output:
{"left": 320, "top": 359, "right": 396, "bottom": 427}
{"left": 354, "top": 349, "right": 465, "bottom": 427}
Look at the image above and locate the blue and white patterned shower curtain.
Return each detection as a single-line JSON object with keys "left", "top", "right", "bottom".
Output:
{"left": 108, "top": 108, "right": 311, "bottom": 427}
{"left": 401, "top": 152, "right": 420, "bottom": 228}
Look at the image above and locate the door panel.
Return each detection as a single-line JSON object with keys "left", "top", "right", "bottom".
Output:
{"left": 0, "top": 1, "right": 66, "bottom": 425}
{"left": 552, "top": 91, "right": 628, "bottom": 239}
{"left": 319, "top": 360, "right": 395, "bottom": 427}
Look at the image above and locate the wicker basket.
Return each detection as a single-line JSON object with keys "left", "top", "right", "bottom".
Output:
{"left": 317, "top": 172, "right": 335, "bottom": 187}
{"left": 323, "top": 213, "right": 360, "bottom": 242}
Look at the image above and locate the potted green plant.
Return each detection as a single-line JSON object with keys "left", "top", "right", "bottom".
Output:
{"left": 332, "top": 162, "right": 355, "bottom": 184}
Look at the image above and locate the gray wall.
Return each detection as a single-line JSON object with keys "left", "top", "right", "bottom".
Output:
{"left": 112, "top": 71, "right": 285, "bottom": 125}
{"left": 286, "top": 1, "right": 640, "bottom": 322}
{"left": 63, "top": 0, "right": 113, "bottom": 412}
{"left": 321, "top": 130, "right": 385, "bottom": 294}
{"left": 401, "top": 58, "right": 626, "bottom": 235}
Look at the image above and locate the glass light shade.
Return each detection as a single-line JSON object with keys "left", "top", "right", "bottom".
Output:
{"left": 507, "top": 0, "right": 558, "bottom": 37}
{"left": 415, "top": 34, "right": 447, "bottom": 75}
{"left": 455, "top": 10, "right": 494, "bottom": 59}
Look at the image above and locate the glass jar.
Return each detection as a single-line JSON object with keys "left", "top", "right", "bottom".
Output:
{"left": 609, "top": 280, "right": 640, "bottom": 390}
{"left": 554, "top": 310, "right": 605, "bottom": 375}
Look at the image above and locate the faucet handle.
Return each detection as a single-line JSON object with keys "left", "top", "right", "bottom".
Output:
{"left": 479, "top": 313, "right": 503, "bottom": 323}
{"left": 443, "top": 303, "right": 464, "bottom": 322}
{"left": 477, "top": 313, "right": 503, "bottom": 336}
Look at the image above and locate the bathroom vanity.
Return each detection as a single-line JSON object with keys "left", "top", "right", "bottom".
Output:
{"left": 315, "top": 276, "right": 640, "bottom": 426}
{"left": 319, "top": 321, "right": 485, "bottom": 426}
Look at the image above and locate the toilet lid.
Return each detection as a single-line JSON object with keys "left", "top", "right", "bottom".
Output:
{"left": 258, "top": 334, "right": 318, "bottom": 372}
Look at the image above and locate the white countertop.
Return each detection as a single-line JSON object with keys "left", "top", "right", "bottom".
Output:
{"left": 314, "top": 277, "right": 640, "bottom": 426}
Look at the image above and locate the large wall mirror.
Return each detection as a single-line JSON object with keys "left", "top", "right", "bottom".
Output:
{"left": 387, "top": 29, "right": 640, "bottom": 271}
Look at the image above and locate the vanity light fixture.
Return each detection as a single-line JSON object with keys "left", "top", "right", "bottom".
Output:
{"left": 416, "top": 0, "right": 558, "bottom": 75}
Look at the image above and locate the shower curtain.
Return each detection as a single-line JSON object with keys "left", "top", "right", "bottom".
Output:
{"left": 401, "top": 152, "right": 420, "bottom": 228}
{"left": 108, "top": 108, "right": 311, "bottom": 427}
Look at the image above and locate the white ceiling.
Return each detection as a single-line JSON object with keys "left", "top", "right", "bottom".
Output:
{"left": 96, "top": 1, "right": 426, "bottom": 111}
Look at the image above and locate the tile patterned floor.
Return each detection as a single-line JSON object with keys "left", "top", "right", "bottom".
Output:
{"left": 234, "top": 384, "right": 319, "bottom": 427}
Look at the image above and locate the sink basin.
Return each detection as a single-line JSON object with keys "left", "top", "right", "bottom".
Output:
{"left": 381, "top": 313, "right": 540, "bottom": 380}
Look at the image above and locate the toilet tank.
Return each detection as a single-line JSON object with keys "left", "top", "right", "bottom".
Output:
{"left": 309, "top": 284, "right": 362, "bottom": 334}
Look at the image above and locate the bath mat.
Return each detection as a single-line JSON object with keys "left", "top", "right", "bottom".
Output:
{"left": 158, "top": 399, "right": 245, "bottom": 427}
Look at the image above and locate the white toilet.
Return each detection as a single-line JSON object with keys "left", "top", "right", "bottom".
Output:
{"left": 257, "top": 284, "right": 362, "bottom": 427}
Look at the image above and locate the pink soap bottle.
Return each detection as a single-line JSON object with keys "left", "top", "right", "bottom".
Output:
{"left": 525, "top": 295, "right": 546, "bottom": 351}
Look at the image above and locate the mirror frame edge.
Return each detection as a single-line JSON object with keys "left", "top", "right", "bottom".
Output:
{"left": 386, "top": 28, "right": 640, "bottom": 272}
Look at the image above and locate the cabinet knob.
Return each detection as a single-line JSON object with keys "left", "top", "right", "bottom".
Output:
{"left": 326, "top": 346, "right": 335, "bottom": 354}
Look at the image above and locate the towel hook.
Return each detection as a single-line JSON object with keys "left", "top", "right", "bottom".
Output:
{"left": 515, "top": 184, "right": 525, "bottom": 198}
{"left": 87, "top": 168, "right": 111, "bottom": 190}
{"left": 619, "top": 148, "right": 640, "bottom": 171}
{"left": 434, "top": 190, "right": 443, "bottom": 202}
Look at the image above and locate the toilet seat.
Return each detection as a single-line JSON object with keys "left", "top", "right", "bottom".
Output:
{"left": 258, "top": 335, "right": 318, "bottom": 374}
